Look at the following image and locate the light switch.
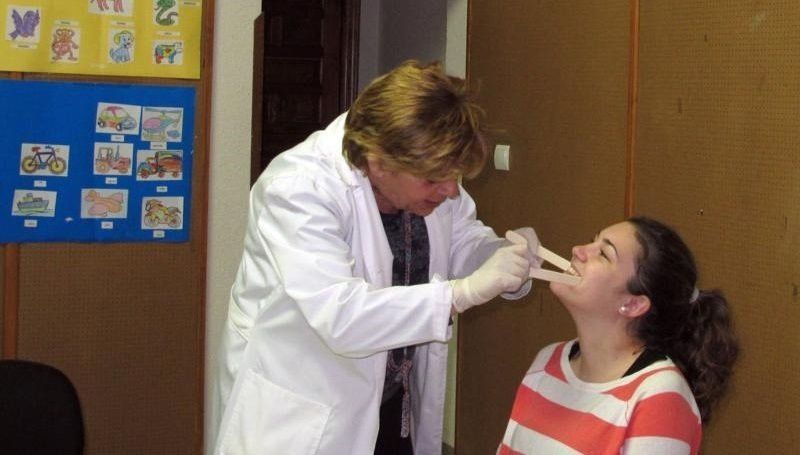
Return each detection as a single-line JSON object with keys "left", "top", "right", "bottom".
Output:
{"left": 494, "top": 144, "right": 510, "bottom": 171}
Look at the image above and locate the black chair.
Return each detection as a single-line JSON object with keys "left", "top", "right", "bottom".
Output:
{"left": 0, "top": 359, "right": 85, "bottom": 455}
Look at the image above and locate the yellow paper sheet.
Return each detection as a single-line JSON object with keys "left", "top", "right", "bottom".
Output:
{"left": 1, "top": 0, "right": 202, "bottom": 78}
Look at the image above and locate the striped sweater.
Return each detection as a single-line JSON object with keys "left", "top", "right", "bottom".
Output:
{"left": 499, "top": 340, "right": 701, "bottom": 454}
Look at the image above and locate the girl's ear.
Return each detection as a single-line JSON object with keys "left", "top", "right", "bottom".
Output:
{"left": 619, "top": 295, "right": 651, "bottom": 318}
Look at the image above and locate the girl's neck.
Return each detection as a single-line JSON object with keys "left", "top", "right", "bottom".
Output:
{"left": 570, "top": 329, "right": 644, "bottom": 383}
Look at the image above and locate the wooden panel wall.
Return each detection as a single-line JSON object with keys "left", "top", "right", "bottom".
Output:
{"left": 635, "top": 2, "right": 800, "bottom": 452}
{"left": 458, "top": 1, "right": 631, "bottom": 453}
{"left": 0, "top": 3, "right": 215, "bottom": 454}
{"left": 460, "top": 0, "right": 798, "bottom": 453}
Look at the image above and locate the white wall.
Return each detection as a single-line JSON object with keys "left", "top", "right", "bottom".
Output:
{"left": 443, "top": 0, "right": 467, "bottom": 448}
{"left": 379, "top": 0, "right": 447, "bottom": 73}
{"left": 358, "top": 0, "right": 381, "bottom": 91}
{"left": 205, "top": 1, "right": 261, "bottom": 453}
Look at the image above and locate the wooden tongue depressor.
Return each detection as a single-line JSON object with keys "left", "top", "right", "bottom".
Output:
{"left": 529, "top": 267, "right": 580, "bottom": 286}
{"left": 505, "top": 230, "right": 581, "bottom": 286}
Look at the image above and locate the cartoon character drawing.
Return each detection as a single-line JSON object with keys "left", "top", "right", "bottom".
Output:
{"left": 154, "top": 42, "right": 181, "bottom": 64}
{"left": 137, "top": 151, "right": 182, "bottom": 178}
{"left": 9, "top": 9, "right": 40, "bottom": 40}
{"left": 142, "top": 110, "right": 182, "bottom": 141}
{"left": 97, "top": 105, "right": 137, "bottom": 131}
{"left": 91, "top": 0, "right": 125, "bottom": 14}
{"left": 109, "top": 30, "right": 134, "bottom": 63}
{"left": 155, "top": 0, "right": 178, "bottom": 26}
{"left": 51, "top": 28, "right": 79, "bottom": 61}
{"left": 95, "top": 145, "right": 131, "bottom": 173}
{"left": 16, "top": 193, "right": 49, "bottom": 214}
{"left": 21, "top": 145, "right": 67, "bottom": 174}
{"left": 143, "top": 199, "right": 181, "bottom": 228}
{"left": 84, "top": 190, "right": 124, "bottom": 217}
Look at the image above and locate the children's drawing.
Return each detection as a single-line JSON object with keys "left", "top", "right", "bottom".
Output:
{"left": 141, "top": 196, "right": 182, "bottom": 229}
{"left": 12, "top": 190, "right": 56, "bottom": 217}
{"left": 94, "top": 142, "right": 133, "bottom": 175}
{"left": 141, "top": 107, "right": 183, "bottom": 142}
{"left": 96, "top": 102, "right": 141, "bottom": 134}
{"left": 81, "top": 188, "right": 128, "bottom": 218}
{"left": 89, "top": 0, "right": 133, "bottom": 16}
{"left": 153, "top": 40, "right": 182, "bottom": 65}
{"left": 19, "top": 143, "right": 70, "bottom": 177}
{"left": 6, "top": 7, "right": 40, "bottom": 42}
{"left": 136, "top": 150, "right": 182, "bottom": 180}
{"left": 50, "top": 26, "right": 80, "bottom": 62}
{"left": 154, "top": 0, "right": 178, "bottom": 26}
{"left": 108, "top": 29, "right": 134, "bottom": 63}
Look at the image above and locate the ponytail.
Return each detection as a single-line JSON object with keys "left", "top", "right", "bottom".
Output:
{"left": 669, "top": 289, "right": 739, "bottom": 422}
{"left": 626, "top": 217, "right": 739, "bottom": 423}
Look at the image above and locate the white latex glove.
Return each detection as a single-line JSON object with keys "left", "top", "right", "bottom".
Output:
{"left": 508, "top": 226, "right": 543, "bottom": 269}
{"left": 451, "top": 242, "right": 530, "bottom": 313}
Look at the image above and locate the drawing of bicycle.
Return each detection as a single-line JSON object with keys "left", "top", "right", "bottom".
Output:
{"left": 21, "top": 145, "right": 66, "bottom": 174}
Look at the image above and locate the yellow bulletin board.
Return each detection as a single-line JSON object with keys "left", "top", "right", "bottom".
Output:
{"left": 1, "top": 0, "right": 201, "bottom": 78}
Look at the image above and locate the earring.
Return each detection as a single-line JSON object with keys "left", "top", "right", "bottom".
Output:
{"left": 619, "top": 306, "right": 628, "bottom": 314}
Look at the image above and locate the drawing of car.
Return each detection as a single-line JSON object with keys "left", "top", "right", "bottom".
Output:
{"left": 97, "top": 106, "right": 137, "bottom": 131}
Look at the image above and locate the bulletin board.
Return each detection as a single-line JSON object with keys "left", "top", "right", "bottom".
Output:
{"left": 0, "top": 78, "right": 195, "bottom": 242}
{"left": 1, "top": 0, "right": 202, "bottom": 78}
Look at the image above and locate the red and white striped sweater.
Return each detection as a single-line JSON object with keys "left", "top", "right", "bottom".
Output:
{"left": 499, "top": 340, "right": 701, "bottom": 455}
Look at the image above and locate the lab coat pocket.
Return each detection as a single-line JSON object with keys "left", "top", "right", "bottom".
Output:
{"left": 218, "top": 369, "right": 331, "bottom": 455}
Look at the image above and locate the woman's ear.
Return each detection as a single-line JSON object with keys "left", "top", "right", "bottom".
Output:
{"left": 619, "top": 295, "right": 651, "bottom": 318}
{"left": 366, "top": 157, "right": 386, "bottom": 177}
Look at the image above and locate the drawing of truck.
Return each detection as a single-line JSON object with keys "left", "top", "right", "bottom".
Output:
{"left": 137, "top": 150, "right": 182, "bottom": 178}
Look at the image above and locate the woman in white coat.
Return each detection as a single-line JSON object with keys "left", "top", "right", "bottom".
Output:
{"left": 214, "top": 60, "right": 541, "bottom": 454}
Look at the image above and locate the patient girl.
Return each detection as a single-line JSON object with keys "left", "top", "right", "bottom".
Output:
{"left": 499, "top": 217, "right": 738, "bottom": 454}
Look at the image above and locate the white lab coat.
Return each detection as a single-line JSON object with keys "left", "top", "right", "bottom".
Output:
{"left": 214, "top": 113, "right": 506, "bottom": 454}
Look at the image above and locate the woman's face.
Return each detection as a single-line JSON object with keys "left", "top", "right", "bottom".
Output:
{"left": 551, "top": 221, "right": 643, "bottom": 316}
{"left": 366, "top": 158, "right": 459, "bottom": 216}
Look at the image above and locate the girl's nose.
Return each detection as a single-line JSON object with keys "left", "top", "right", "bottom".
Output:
{"left": 572, "top": 244, "right": 588, "bottom": 261}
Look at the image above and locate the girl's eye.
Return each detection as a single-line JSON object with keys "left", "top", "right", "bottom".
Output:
{"left": 600, "top": 250, "right": 609, "bottom": 260}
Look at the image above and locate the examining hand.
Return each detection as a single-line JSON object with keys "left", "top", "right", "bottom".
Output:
{"left": 508, "top": 227, "right": 543, "bottom": 269}
{"left": 451, "top": 243, "right": 530, "bottom": 313}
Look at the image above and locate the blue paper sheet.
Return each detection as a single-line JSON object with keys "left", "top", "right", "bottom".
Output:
{"left": 0, "top": 79, "right": 195, "bottom": 242}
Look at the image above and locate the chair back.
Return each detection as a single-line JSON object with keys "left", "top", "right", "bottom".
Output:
{"left": 0, "top": 359, "right": 85, "bottom": 455}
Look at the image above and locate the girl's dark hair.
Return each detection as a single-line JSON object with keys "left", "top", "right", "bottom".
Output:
{"left": 626, "top": 216, "right": 739, "bottom": 423}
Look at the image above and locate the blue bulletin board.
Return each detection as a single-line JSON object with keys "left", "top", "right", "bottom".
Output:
{"left": 0, "top": 79, "right": 195, "bottom": 242}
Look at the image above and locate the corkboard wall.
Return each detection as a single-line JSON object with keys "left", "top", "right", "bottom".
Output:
{"left": 17, "top": 242, "right": 203, "bottom": 454}
{"left": 635, "top": 2, "right": 800, "bottom": 452}
{"left": 459, "top": 1, "right": 798, "bottom": 453}
{"left": 458, "top": 1, "right": 631, "bottom": 452}
{"left": 1, "top": 246, "right": 5, "bottom": 343}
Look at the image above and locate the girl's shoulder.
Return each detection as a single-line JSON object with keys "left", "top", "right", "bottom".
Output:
{"left": 527, "top": 340, "right": 572, "bottom": 375}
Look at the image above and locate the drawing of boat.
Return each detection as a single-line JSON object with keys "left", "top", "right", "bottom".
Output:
{"left": 16, "top": 193, "right": 49, "bottom": 214}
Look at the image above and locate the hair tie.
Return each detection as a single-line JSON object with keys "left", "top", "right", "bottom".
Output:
{"left": 690, "top": 287, "right": 700, "bottom": 303}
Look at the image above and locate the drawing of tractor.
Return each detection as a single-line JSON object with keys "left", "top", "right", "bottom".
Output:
{"left": 95, "top": 145, "right": 131, "bottom": 174}
{"left": 21, "top": 145, "right": 66, "bottom": 174}
{"left": 144, "top": 199, "right": 181, "bottom": 228}
{"left": 142, "top": 109, "right": 182, "bottom": 141}
{"left": 137, "top": 150, "right": 182, "bottom": 178}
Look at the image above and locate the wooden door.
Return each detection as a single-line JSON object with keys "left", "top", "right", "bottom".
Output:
{"left": 251, "top": 0, "right": 359, "bottom": 181}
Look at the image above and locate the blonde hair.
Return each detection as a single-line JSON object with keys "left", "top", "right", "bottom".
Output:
{"left": 343, "top": 60, "right": 488, "bottom": 180}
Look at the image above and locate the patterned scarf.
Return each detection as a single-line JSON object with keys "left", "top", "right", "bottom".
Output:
{"left": 380, "top": 210, "right": 430, "bottom": 437}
